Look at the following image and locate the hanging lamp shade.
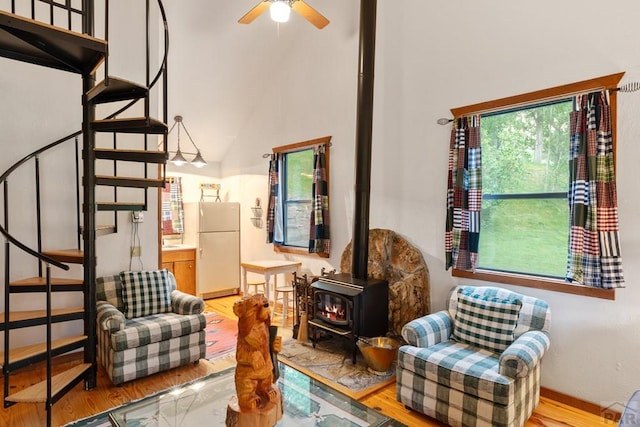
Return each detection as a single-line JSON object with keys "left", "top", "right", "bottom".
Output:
{"left": 191, "top": 150, "right": 207, "bottom": 168}
{"left": 170, "top": 148, "right": 188, "bottom": 166}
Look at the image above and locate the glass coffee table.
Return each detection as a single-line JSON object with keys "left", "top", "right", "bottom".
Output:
{"left": 108, "top": 362, "right": 404, "bottom": 426}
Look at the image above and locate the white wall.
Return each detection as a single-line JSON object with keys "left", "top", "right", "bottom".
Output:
{"left": 217, "top": 0, "right": 640, "bottom": 407}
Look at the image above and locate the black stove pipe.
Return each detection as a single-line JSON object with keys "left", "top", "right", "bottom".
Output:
{"left": 351, "top": 0, "right": 377, "bottom": 280}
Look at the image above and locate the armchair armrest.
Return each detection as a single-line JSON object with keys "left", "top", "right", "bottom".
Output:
{"left": 401, "top": 311, "right": 452, "bottom": 348}
{"left": 499, "top": 330, "right": 550, "bottom": 378}
{"left": 171, "top": 290, "right": 205, "bottom": 315}
{"left": 96, "top": 300, "right": 125, "bottom": 332}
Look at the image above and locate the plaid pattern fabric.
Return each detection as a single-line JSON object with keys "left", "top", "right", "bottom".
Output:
{"left": 98, "top": 328, "right": 205, "bottom": 386}
{"left": 566, "top": 91, "right": 624, "bottom": 288}
{"left": 96, "top": 300, "right": 126, "bottom": 332}
{"left": 451, "top": 288, "right": 522, "bottom": 353}
{"left": 96, "top": 275, "right": 125, "bottom": 312}
{"left": 402, "top": 311, "right": 452, "bottom": 348}
{"left": 171, "top": 290, "right": 205, "bottom": 315}
{"left": 266, "top": 153, "right": 281, "bottom": 243}
{"left": 161, "top": 178, "right": 184, "bottom": 234}
{"left": 121, "top": 269, "right": 173, "bottom": 319}
{"left": 445, "top": 115, "right": 482, "bottom": 272}
{"left": 397, "top": 360, "right": 540, "bottom": 427}
{"left": 397, "top": 286, "right": 550, "bottom": 427}
{"left": 448, "top": 286, "right": 551, "bottom": 336}
{"left": 309, "top": 144, "right": 331, "bottom": 255}
{"left": 499, "top": 331, "right": 550, "bottom": 378}
{"left": 108, "top": 312, "right": 205, "bottom": 352}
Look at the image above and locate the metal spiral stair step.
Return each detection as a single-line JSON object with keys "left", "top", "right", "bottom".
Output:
{"left": 86, "top": 76, "right": 148, "bottom": 104}
{"left": 94, "top": 148, "right": 167, "bottom": 163}
{"left": 42, "top": 249, "right": 84, "bottom": 264}
{"left": 96, "top": 175, "right": 165, "bottom": 188}
{"left": 0, "top": 10, "right": 106, "bottom": 74}
{"left": 79, "top": 224, "right": 117, "bottom": 236}
{"left": 91, "top": 117, "right": 167, "bottom": 134}
{"left": 97, "top": 202, "right": 146, "bottom": 211}
{"left": 0, "top": 308, "right": 84, "bottom": 329}
{"left": 10, "top": 277, "right": 84, "bottom": 293}
{"left": 5, "top": 362, "right": 92, "bottom": 404}
{"left": 0, "top": 335, "right": 87, "bottom": 370}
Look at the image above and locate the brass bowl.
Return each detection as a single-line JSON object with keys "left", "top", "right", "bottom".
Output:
{"left": 356, "top": 337, "right": 400, "bottom": 375}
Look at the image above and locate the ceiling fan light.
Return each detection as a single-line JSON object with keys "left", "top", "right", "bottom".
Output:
{"left": 170, "top": 148, "right": 188, "bottom": 166}
{"left": 270, "top": 1, "right": 291, "bottom": 23}
{"left": 191, "top": 150, "right": 207, "bottom": 168}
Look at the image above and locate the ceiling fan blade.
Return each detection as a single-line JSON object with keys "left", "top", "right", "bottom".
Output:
{"left": 291, "top": 0, "right": 330, "bottom": 29}
{"left": 238, "top": 1, "right": 270, "bottom": 24}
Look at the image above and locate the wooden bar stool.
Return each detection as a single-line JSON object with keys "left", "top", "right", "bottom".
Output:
{"left": 272, "top": 286, "right": 294, "bottom": 326}
{"left": 246, "top": 280, "right": 265, "bottom": 296}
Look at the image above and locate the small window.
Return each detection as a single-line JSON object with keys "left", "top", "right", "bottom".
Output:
{"left": 268, "top": 136, "right": 331, "bottom": 257}
{"left": 282, "top": 149, "right": 314, "bottom": 247}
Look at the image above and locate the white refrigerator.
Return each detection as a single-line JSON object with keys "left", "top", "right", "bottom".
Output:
{"left": 184, "top": 202, "right": 240, "bottom": 298}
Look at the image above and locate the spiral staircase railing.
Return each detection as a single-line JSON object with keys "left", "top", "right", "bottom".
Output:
{"left": 0, "top": 1, "right": 169, "bottom": 425}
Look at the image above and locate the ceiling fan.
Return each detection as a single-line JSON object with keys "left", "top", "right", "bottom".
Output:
{"left": 238, "top": 0, "right": 330, "bottom": 30}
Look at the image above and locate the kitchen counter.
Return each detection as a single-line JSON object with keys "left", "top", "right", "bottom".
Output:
{"left": 161, "top": 244, "right": 196, "bottom": 252}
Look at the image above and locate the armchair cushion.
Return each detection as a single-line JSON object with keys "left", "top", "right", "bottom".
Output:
{"left": 97, "top": 275, "right": 125, "bottom": 312}
{"left": 398, "top": 341, "right": 516, "bottom": 406}
{"left": 451, "top": 288, "right": 522, "bottom": 353}
{"left": 108, "top": 312, "right": 206, "bottom": 352}
{"left": 121, "top": 269, "right": 174, "bottom": 319}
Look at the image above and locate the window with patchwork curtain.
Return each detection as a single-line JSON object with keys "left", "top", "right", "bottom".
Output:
{"left": 161, "top": 176, "right": 184, "bottom": 236}
{"left": 446, "top": 73, "right": 625, "bottom": 299}
{"left": 266, "top": 136, "right": 331, "bottom": 258}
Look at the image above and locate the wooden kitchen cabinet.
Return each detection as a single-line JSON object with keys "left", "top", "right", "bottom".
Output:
{"left": 161, "top": 248, "right": 196, "bottom": 296}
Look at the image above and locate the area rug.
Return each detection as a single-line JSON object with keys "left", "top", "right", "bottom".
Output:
{"left": 205, "top": 311, "right": 237, "bottom": 360}
{"left": 278, "top": 337, "right": 396, "bottom": 400}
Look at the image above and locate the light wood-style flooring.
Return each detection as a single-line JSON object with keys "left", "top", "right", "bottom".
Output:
{"left": 0, "top": 295, "right": 612, "bottom": 426}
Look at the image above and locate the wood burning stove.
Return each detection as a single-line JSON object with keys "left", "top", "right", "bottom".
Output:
{"left": 309, "top": 272, "right": 388, "bottom": 363}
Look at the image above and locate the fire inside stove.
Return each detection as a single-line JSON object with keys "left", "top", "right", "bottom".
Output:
{"left": 315, "top": 291, "right": 350, "bottom": 326}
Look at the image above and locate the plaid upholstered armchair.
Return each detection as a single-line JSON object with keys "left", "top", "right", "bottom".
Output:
{"left": 397, "top": 286, "right": 551, "bottom": 427}
{"left": 96, "top": 269, "right": 207, "bottom": 385}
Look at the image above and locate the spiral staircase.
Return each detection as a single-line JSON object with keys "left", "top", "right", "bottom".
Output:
{"left": 0, "top": 1, "right": 169, "bottom": 425}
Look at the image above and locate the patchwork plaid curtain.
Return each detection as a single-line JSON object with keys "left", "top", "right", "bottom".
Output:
{"left": 266, "top": 153, "right": 284, "bottom": 244}
{"left": 309, "top": 145, "right": 330, "bottom": 255}
{"left": 445, "top": 115, "right": 482, "bottom": 271}
{"left": 566, "top": 91, "right": 624, "bottom": 288}
{"left": 161, "top": 177, "right": 184, "bottom": 234}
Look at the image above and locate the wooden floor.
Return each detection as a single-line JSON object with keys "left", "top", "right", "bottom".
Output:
{"left": 0, "top": 295, "right": 613, "bottom": 427}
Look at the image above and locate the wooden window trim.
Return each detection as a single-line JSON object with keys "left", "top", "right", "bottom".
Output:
{"left": 272, "top": 135, "right": 331, "bottom": 258}
{"left": 451, "top": 73, "right": 624, "bottom": 300}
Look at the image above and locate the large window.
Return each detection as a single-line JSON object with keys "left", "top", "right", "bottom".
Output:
{"left": 451, "top": 73, "right": 623, "bottom": 299}
{"left": 479, "top": 100, "right": 572, "bottom": 278}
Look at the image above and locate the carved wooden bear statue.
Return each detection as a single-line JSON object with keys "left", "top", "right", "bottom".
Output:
{"left": 233, "top": 294, "right": 282, "bottom": 412}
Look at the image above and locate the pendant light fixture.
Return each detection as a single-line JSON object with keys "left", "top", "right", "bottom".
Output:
{"left": 167, "top": 115, "right": 207, "bottom": 168}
